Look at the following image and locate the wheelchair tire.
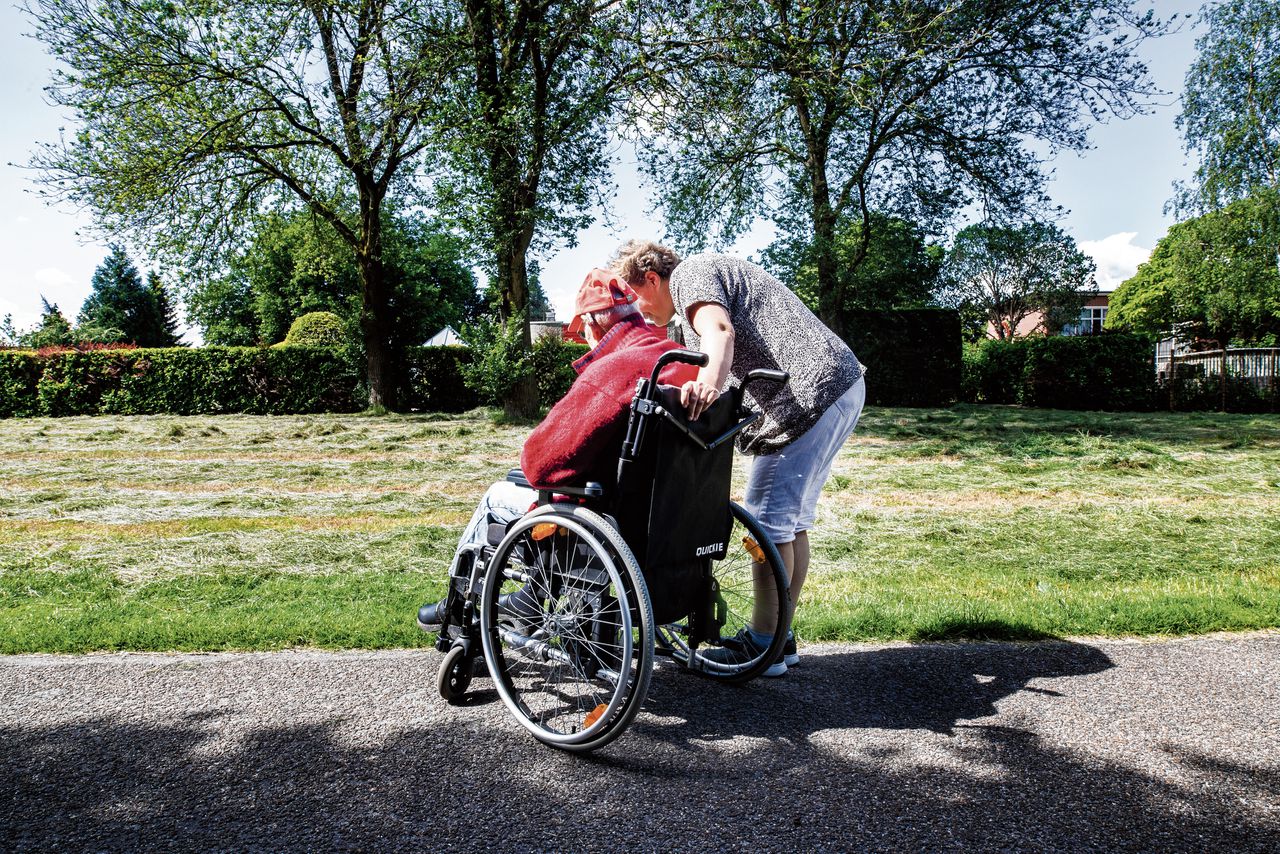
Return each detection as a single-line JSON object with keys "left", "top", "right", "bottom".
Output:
{"left": 657, "top": 501, "right": 791, "bottom": 683}
{"left": 437, "top": 643, "right": 472, "bottom": 702}
{"left": 479, "top": 506, "right": 654, "bottom": 752}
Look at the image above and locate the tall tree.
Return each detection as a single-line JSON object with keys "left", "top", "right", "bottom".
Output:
{"left": 761, "top": 212, "right": 943, "bottom": 317}
{"left": 427, "top": 0, "right": 639, "bottom": 415}
{"left": 941, "top": 221, "right": 1096, "bottom": 340}
{"left": 188, "top": 208, "right": 476, "bottom": 351}
{"left": 1175, "top": 0, "right": 1280, "bottom": 214}
{"left": 631, "top": 0, "right": 1167, "bottom": 335}
{"left": 78, "top": 246, "right": 173, "bottom": 345}
{"left": 27, "top": 0, "right": 455, "bottom": 409}
{"left": 1108, "top": 188, "right": 1280, "bottom": 346}
{"left": 146, "top": 271, "right": 184, "bottom": 347}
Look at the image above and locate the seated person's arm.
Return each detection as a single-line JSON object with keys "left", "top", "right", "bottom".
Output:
{"left": 521, "top": 376, "right": 620, "bottom": 488}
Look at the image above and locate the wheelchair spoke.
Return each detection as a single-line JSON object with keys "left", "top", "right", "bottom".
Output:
{"left": 481, "top": 509, "right": 652, "bottom": 750}
{"left": 657, "top": 503, "right": 790, "bottom": 682}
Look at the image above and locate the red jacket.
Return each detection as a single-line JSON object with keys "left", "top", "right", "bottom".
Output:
{"left": 521, "top": 315, "right": 699, "bottom": 488}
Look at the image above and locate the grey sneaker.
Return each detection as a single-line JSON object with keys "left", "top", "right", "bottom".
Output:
{"left": 703, "top": 629, "right": 787, "bottom": 677}
{"left": 782, "top": 632, "right": 799, "bottom": 667}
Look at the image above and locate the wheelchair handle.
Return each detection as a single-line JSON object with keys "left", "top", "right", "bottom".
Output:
{"left": 743, "top": 369, "right": 788, "bottom": 387}
{"left": 649, "top": 348, "right": 709, "bottom": 390}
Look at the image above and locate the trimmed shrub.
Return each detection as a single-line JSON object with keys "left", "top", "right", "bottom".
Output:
{"left": 963, "top": 333, "right": 1157, "bottom": 411}
{"left": 530, "top": 336, "right": 588, "bottom": 406}
{"left": 1021, "top": 334, "right": 1156, "bottom": 410}
{"left": 7, "top": 347, "right": 361, "bottom": 418}
{"left": 841, "top": 309, "right": 962, "bottom": 407}
{"left": 281, "top": 311, "right": 347, "bottom": 347}
{"left": 401, "top": 346, "right": 479, "bottom": 413}
{"left": 0, "top": 351, "right": 42, "bottom": 418}
{"left": 964, "top": 338, "right": 1028, "bottom": 405}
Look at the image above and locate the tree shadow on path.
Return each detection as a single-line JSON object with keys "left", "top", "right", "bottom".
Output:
{"left": 2, "top": 641, "right": 1276, "bottom": 852}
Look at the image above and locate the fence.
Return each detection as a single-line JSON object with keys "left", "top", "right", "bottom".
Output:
{"left": 1164, "top": 347, "right": 1280, "bottom": 411}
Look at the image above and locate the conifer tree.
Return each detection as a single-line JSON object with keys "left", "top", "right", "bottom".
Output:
{"left": 25, "top": 297, "right": 75, "bottom": 348}
{"left": 78, "top": 246, "right": 170, "bottom": 345}
{"left": 146, "top": 270, "right": 183, "bottom": 347}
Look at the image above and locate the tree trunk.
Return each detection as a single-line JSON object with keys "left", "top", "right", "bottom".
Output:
{"left": 358, "top": 202, "right": 396, "bottom": 411}
{"left": 496, "top": 222, "right": 540, "bottom": 419}
{"left": 812, "top": 203, "right": 843, "bottom": 338}
{"left": 805, "top": 139, "right": 848, "bottom": 339}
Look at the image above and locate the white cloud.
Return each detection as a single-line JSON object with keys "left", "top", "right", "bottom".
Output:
{"left": 1078, "top": 232, "right": 1150, "bottom": 292}
{"left": 0, "top": 267, "right": 89, "bottom": 328}
{"left": 32, "top": 268, "right": 77, "bottom": 289}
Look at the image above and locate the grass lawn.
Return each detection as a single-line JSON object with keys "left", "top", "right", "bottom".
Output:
{"left": 1, "top": 405, "right": 1278, "bottom": 653}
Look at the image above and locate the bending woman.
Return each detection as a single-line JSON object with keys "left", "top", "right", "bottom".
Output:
{"left": 612, "top": 241, "right": 866, "bottom": 677}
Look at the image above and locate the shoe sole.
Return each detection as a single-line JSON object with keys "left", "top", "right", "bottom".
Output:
{"left": 417, "top": 618, "right": 443, "bottom": 633}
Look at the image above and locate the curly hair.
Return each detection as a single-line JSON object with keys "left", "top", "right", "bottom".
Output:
{"left": 610, "top": 240, "right": 682, "bottom": 286}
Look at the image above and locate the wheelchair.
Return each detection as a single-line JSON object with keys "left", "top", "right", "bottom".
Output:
{"left": 432, "top": 349, "right": 792, "bottom": 752}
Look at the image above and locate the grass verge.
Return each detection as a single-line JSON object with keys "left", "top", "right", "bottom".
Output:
{"left": 1, "top": 406, "right": 1277, "bottom": 652}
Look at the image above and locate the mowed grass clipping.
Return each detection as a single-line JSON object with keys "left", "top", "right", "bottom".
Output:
{"left": 1, "top": 406, "right": 1278, "bottom": 652}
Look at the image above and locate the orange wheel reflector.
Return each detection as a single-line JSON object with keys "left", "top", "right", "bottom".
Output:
{"left": 584, "top": 703, "right": 608, "bottom": 729}
{"left": 743, "top": 536, "right": 765, "bottom": 563}
{"left": 531, "top": 523, "right": 558, "bottom": 541}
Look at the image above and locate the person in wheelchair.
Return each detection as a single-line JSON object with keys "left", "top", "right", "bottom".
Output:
{"left": 417, "top": 268, "right": 700, "bottom": 632}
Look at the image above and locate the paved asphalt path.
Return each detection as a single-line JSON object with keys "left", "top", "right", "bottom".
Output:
{"left": 3, "top": 634, "right": 1277, "bottom": 853}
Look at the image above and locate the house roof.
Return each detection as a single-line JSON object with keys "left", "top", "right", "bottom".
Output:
{"left": 424, "top": 325, "right": 467, "bottom": 347}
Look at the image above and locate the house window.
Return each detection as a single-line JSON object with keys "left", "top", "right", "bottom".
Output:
{"left": 1063, "top": 306, "right": 1107, "bottom": 336}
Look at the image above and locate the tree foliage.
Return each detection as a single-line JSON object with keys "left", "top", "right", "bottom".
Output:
{"left": 188, "top": 208, "right": 477, "bottom": 349}
{"left": 25, "top": 299, "right": 76, "bottom": 349}
{"left": 147, "top": 271, "right": 184, "bottom": 347}
{"left": 1175, "top": 0, "right": 1280, "bottom": 214}
{"left": 631, "top": 0, "right": 1167, "bottom": 334}
{"left": 78, "top": 247, "right": 179, "bottom": 346}
{"left": 1107, "top": 188, "right": 1280, "bottom": 346}
{"left": 426, "top": 0, "right": 640, "bottom": 414}
{"left": 762, "top": 212, "right": 943, "bottom": 318}
{"left": 941, "top": 221, "right": 1096, "bottom": 341}
{"left": 26, "top": 0, "right": 456, "bottom": 408}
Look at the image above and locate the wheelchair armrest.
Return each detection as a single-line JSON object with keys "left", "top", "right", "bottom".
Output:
{"left": 506, "top": 469, "right": 603, "bottom": 499}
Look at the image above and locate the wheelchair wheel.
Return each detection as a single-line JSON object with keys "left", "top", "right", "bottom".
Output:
{"left": 657, "top": 501, "right": 790, "bottom": 683}
{"left": 437, "top": 644, "right": 472, "bottom": 702}
{"left": 479, "top": 506, "right": 654, "bottom": 752}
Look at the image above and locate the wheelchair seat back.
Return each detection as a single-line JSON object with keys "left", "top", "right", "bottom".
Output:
{"left": 614, "top": 387, "right": 737, "bottom": 623}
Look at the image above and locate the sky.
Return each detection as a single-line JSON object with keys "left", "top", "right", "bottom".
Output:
{"left": 0, "top": 1, "right": 1205, "bottom": 340}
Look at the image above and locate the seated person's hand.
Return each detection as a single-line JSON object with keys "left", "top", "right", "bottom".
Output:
{"left": 681, "top": 379, "right": 719, "bottom": 421}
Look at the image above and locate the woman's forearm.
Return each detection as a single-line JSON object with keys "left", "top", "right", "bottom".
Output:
{"left": 698, "top": 322, "right": 734, "bottom": 392}
{"left": 688, "top": 302, "right": 735, "bottom": 390}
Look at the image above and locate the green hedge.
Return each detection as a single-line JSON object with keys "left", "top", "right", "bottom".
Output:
{"left": 841, "top": 309, "right": 962, "bottom": 407}
{"left": 531, "top": 338, "right": 589, "bottom": 405}
{"left": 401, "top": 346, "right": 478, "bottom": 412}
{"left": 1166, "top": 363, "right": 1280, "bottom": 413}
{"left": 963, "top": 333, "right": 1158, "bottom": 411}
{"left": 1, "top": 342, "right": 590, "bottom": 418}
{"left": 0, "top": 351, "right": 41, "bottom": 418}
{"left": 1, "top": 347, "right": 362, "bottom": 417}
{"left": 27, "top": 347, "right": 362, "bottom": 416}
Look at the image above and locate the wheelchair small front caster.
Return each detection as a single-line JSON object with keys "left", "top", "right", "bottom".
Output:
{"left": 437, "top": 644, "right": 472, "bottom": 702}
